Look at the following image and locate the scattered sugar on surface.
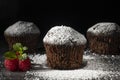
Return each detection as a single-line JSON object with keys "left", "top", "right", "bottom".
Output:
{"left": 25, "top": 69, "right": 108, "bottom": 80}
{"left": 87, "top": 22, "right": 120, "bottom": 35}
{"left": 4, "top": 21, "right": 40, "bottom": 36}
{"left": 43, "top": 25, "right": 87, "bottom": 45}
{"left": 29, "top": 54, "right": 47, "bottom": 66}
{"left": 83, "top": 55, "right": 95, "bottom": 60}
{"left": 26, "top": 53, "right": 120, "bottom": 80}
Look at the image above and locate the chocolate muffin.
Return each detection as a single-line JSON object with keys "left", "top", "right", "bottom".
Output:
{"left": 87, "top": 22, "right": 120, "bottom": 55}
{"left": 4, "top": 21, "right": 40, "bottom": 53}
{"left": 43, "top": 25, "right": 87, "bottom": 69}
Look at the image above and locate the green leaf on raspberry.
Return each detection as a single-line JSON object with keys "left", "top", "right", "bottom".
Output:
{"left": 13, "top": 43, "right": 22, "bottom": 51}
{"left": 18, "top": 53, "right": 28, "bottom": 60}
{"left": 18, "top": 50, "right": 23, "bottom": 54}
{"left": 5, "top": 43, "right": 29, "bottom": 60}
{"left": 13, "top": 43, "right": 28, "bottom": 54}
{"left": 4, "top": 51, "right": 17, "bottom": 59}
{"left": 23, "top": 46, "right": 28, "bottom": 51}
{"left": 16, "top": 43, "right": 23, "bottom": 47}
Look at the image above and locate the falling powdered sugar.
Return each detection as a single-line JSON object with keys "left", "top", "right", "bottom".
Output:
{"left": 43, "top": 25, "right": 87, "bottom": 45}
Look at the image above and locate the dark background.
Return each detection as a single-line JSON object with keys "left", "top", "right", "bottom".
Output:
{"left": 0, "top": 0, "right": 120, "bottom": 47}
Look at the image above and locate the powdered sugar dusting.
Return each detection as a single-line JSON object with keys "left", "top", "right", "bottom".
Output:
{"left": 25, "top": 70, "right": 108, "bottom": 80}
{"left": 29, "top": 54, "right": 47, "bottom": 65}
{"left": 87, "top": 22, "right": 120, "bottom": 36}
{"left": 43, "top": 25, "right": 87, "bottom": 45}
{"left": 4, "top": 21, "right": 40, "bottom": 36}
{"left": 27, "top": 54, "right": 107, "bottom": 80}
{"left": 25, "top": 53, "right": 120, "bottom": 80}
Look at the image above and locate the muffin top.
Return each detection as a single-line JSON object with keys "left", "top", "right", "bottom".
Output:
{"left": 87, "top": 22, "right": 120, "bottom": 36}
{"left": 43, "top": 25, "right": 87, "bottom": 45}
{"left": 4, "top": 21, "right": 40, "bottom": 36}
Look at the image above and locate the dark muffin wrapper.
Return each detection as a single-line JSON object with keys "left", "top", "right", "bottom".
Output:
{"left": 87, "top": 32, "right": 120, "bottom": 55}
{"left": 44, "top": 43, "right": 85, "bottom": 69}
